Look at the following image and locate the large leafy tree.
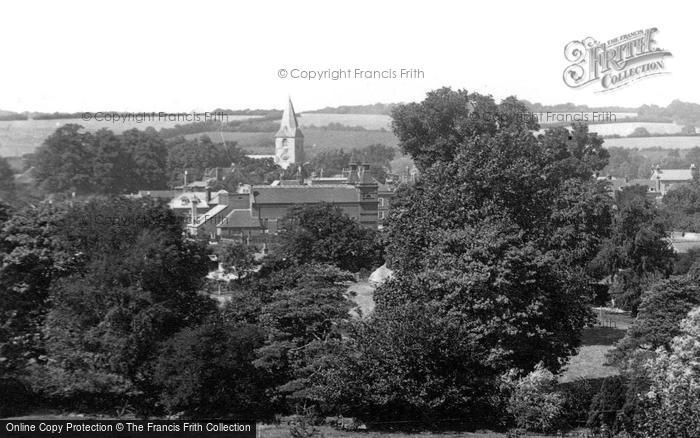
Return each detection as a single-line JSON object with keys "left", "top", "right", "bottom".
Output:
{"left": 277, "top": 203, "right": 384, "bottom": 273}
{"left": 34, "top": 124, "right": 96, "bottom": 194}
{"left": 120, "top": 128, "right": 168, "bottom": 191}
{"left": 0, "top": 203, "right": 70, "bottom": 377}
{"left": 314, "top": 88, "right": 613, "bottom": 423}
{"left": 154, "top": 322, "right": 272, "bottom": 418}
{"left": 29, "top": 198, "right": 215, "bottom": 410}
{"left": 610, "top": 274, "right": 700, "bottom": 365}
{"left": 591, "top": 187, "right": 675, "bottom": 312}
{"left": 34, "top": 125, "right": 170, "bottom": 194}
{"left": 254, "top": 264, "right": 353, "bottom": 409}
{"left": 166, "top": 135, "right": 237, "bottom": 185}
{"left": 90, "top": 128, "right": 131, "bottom": 194}
{"left": 311, "top": 302, "right": 504, "bottom": 426}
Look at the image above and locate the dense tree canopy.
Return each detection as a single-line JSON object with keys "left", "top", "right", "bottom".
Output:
{"left": 307, "top": 88, "right": 616, "bottom": 424}
{"left": 610, "top": 274, "right": 700, "bottom": 365}
{"left": 0, "top": 156, "right": 15, "bottom": 200}
{"left": 0, "top": 203, "right": 70, "bottom": 376}
{"left": 34, "top": 125, "right": 169, "bottom": 194}
{"left": 277, "top": 203, "right": 384, "bottom": 273}
{"left": 154, "top": 322, "right": 271, "bottom": 418}
{"left": 22, "top": 198, "right": 215, "bottom": 409}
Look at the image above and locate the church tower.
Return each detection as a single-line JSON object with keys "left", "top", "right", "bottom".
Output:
{"left": 275, "top": 97, "right": 304, "bottom": 169}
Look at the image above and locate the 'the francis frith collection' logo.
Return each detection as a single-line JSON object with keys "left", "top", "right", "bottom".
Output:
{"left": 563, "top": 28, "right": 672, "bottom": 92}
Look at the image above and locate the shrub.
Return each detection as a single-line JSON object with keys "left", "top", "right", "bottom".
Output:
{"left": 505, "top": 364, "right": 566, "bottom": 433}
{"left": 586, "top": 376, "right": 627, "bottom": 433}
{"left": 558, "top": 378, "right": 605, "bottom": 427}
{"left": 633, "top": 307, "right": 700, "bottom": 437}
{"left": 153, "top": 322, "right": 273, "bottom": 419}
{"left": 0, "top": 377, "right": 33, "bottom": 417}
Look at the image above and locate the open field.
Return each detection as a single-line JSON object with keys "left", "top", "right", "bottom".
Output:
{"left": 602, "top": 135, "right": 700, "bottom": 149}
{"left": 0, "top": 116, "right": 260, "bottom": 157}
{"left": 299, "top": 113, "right": 392, "bottom": 130}
{"left": 588, "top": 122, "right": 686, "bottom": 136}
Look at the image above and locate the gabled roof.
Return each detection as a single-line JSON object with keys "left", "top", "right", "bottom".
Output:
{"left": 169, "top": 193, "right": 209, "bottom": 209}
{"left": 275, "top": 97, "right": 304, "bottom": 138}
{"left": 251, "top": 185, "right": 359, "bottom": 204}
{"left": 217, "top": 209, "right": 264, "bottom": 229}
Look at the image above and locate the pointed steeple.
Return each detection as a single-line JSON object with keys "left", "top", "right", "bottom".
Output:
{"left": 276, "top": 97, "right": 303, "bottom": 138}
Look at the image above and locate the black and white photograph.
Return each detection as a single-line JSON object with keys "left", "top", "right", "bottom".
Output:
{"left": 1, "top": 1, "right": 699, "bottom": 437}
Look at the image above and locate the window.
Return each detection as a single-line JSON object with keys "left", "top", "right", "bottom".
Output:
{"left": 378, "top": 211, "right": 385, "bottom": 219}
{"left": 379, "top": 198, "right": 386, "bottom": 207}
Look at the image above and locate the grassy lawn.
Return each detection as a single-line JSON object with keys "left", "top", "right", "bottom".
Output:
{"left": 559, "top": 309, "right": 634, "bottom": 383}
{"left": 559, "top": 345, "right": 620, "bottom": 383}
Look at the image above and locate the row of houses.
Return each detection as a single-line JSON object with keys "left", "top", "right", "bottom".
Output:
{"left": 130, "top": 160, "right": 398, "bottom": 245}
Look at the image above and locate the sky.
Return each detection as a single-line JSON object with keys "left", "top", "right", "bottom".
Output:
{"left": 0, "top": 0, "right": 695, "bottom": 112}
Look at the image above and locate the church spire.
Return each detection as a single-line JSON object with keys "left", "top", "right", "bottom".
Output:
{"left": 274, "top": 96, "right": 304, "bottom": 169}
{"left": 276, "top": 96, "right": 303, "bottom": 138}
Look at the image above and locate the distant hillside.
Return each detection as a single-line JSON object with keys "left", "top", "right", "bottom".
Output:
{"left": 521, "top": 100, "right": 638, "bottom": 113}
{"left": 0, "top": 109, "right": 27, "bottom": 121}
{"left": 305, "top": 99, "right": 700, "bottom": 128}
{"left": 306, "top": 103, "right": 396, "bottom": 115}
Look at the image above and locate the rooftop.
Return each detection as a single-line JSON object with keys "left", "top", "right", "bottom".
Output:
{"left": 168, "top": 193, "right": 209, "bottom": 209}
{"left": 651, "top": 168, "right": 695, "bottom": 181}
{"left": 251, "top": 184, "right": 360, "bottom": 204}
{"left": 217, "top": 209, "right": 264, "bottom": 229}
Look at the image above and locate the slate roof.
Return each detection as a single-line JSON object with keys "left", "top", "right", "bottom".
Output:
{"left": 251, "top": 185, "right": 360, "bottom": 204}
{"left": 217, "top": 209, "right": 264, "bottom": 229}
{"left": 651, "top": 168, "right": 694, "bottom": 181}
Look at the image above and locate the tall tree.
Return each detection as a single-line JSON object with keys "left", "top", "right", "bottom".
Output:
{"left": 121, "top": 128, "right": 168, "bottom": 191}
{"left": 277, "top": 203, "right": 384, "bottom": 273}
{"left": 591, "top": 187, "right": 675, "bottom": 312}
{"left": 255, "top": 264, "right": 353, "bottom": 408}
{"left": 0, "top": 203, "right": 70, "bottom": 377}
{"left": 34, "top": 124, "right": 95, "bottom": 194}
{"left": 0, "top": 156, "right": 14, "bottom": 201}
{"left": 91, "top": 128, "right": 131, "bottom": 194}
{"left": 28, "top": 198, "right": 215, "bottom": 411}
{"left": 310, "top": 88, "right": 612, "bottom": 424}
